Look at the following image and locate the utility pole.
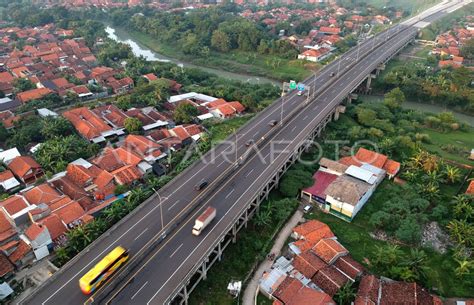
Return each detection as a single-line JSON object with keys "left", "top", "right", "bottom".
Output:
{"left": 152, "top": 187, "right": 164, "bottom": 230}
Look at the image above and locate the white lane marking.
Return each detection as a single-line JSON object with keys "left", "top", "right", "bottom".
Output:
{"left": 167, "top": 200, "right": 180, "bottom": 212}
{"left": 146, "top": 26, "right": 426, "bottom": 303}
{"left": 291, "top": 126, "right": 297, "bottom": 132}
{"left": 245, "top": 169, "right": 254, "bottom": 178}
{"left": 134, "top": 228, "right": 149, "bottom": 241}
{"left": 169, "top": 243, "right": 183, "bottom": 258}
{"left": 303, "top": 115, "right": 308, "bottom": 121}
{"left": 225, "top": 189, "right": 235, "bottom": 199}
{"left": 131, "top": 281, "right": 148, "bottom": 300}
{"left": 41, "top": 198, "right": 165, "bottom": 305}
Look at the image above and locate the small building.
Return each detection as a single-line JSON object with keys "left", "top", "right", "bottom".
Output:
{"left": 8, "top": 156, "right": 44, "bottom": 184}
{"left": 0, "top": 170, "right": 21, "bottom": 193}
{"left": 0, "top": 148, "right": 21, "bottom": 165}
{"left": 24, "top": 223, "right": 52, "bottom": 260}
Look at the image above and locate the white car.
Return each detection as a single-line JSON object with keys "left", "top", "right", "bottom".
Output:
{"left": 297, "top": 90, "right": 304, "bottom": 96}
{"left": 303, "top": 205, "right": 313, "bottom": 213}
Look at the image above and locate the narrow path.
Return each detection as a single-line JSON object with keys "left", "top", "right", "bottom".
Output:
{"left": 242, "top": 210, "right": 303, "bottom": 305}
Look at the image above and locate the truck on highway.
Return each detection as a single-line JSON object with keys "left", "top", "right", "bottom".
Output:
{"left": 192, "top": 207, "right": 216, "bottom": 236}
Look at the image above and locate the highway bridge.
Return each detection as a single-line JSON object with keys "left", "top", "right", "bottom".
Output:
{"left": 22, "top": 1, "right": 471, "bottom": 304}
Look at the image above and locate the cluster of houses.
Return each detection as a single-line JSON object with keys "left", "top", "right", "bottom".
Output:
{"left": 0, "top": 71, "right": 246, "bottom": 284}
{"left": 0, "top": 24, "right": 134, "bottom": 113}
{"left": 301, "top": 148, "right": 400, "bottom": 222}
{"left": 433, "top": 15, "right": 474, "bottom": 69}
{"left": 240, "top": 6, "right": 399, "bottom": 63}
{"left": 259, "top": 219, "right": 442, "bottom": 305}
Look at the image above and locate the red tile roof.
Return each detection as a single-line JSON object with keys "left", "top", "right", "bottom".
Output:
{"left": 0, "top": 170, "right": 15, "bottom": 182}
{"left": 170, "top": 126, "right": 191, "bottom": 141}
{"left": 354, "top": 148, "right": 388, "bottom": 169}
{"left": 273, "top": 277, "right": 304, "bottom": 304}
{"left": 143, "top": 73, "right": 158, "bottom": 81}
{"left": 0, "top": 195, "right": 29, "bottom": 216}
{"left": 55, "top": 201, "right": 87, "bottom": 226}
{"left": 334, "top": 255, "right": 364, "bottom": 280}
{"left": 312, "top": 238, "right": 348, "bottom": 264}
{"left": 228, "top": 101, "right": 245, "bottom": 113}
{"left": 293, "top": 250, "right": 327, "bottom": 278}
{"left": 382, "top": 159, "right": 400, "bottom": 177}
{"left": 213, "top": 103, "right": 237, "bottom": 117}
{"left": 16, "top": 88, "right": 53, "bottom": 103}
{"left": 466, "top": 180, "right": 474, "bottom": 195}
{"left": 0, "top": 210, "right": 16, "bottom": 242}
{"left": 293, "top": 220, "right": 334, "bottom": 240}
{"left": 92, "top": 104, "right": 128, "bottom": 128}
{"left": 62, "top": 107, "right": 112, "bottom": 140}
{"left": 0, "top": 252, "right": 14, "bottom": 277}
{"left": 24, "top": 223, "right": 46, "bottom": 241}
{"left": 23, "top": 183, "right": 61, "bottom": 205}
{"left": 39, "top": 214, "right": 67, "bottom": 241}
{"left": 124, "top": 135, "right": 161, "bottom": 156}
{"left": 205, "top": 98, "right": 227, "bottom": 108}
{"left": 287, "top": 287, "right": 335, "bottom": 305}
{"left": 111, "top": 164, "right": 142, "bottom": 185}
{"left": 8, "top": 239, "right": 31, "bottom": 263}
{"left": 8, "top": 156, "right": 42, "bottom": 179}
{"left": 355, "top": 275, "right": 380, "bottom": 305}
{"left": 312, "top": 265, "right": 350, "bottom": 296}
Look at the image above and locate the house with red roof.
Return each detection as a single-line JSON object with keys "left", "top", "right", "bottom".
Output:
{"left": 0, "top": 210, "right": 18, "bottom": 250}
{"left": 92, "top": 104, "right": 128, "bottom": 129}
{"left": 298, "top": 48, "right": 331, "bottom": 62}
{"left": 8, "top": 239, "right": 33, "bottom": 268}
{"left": 125, "top": 107, "right": 170, "bottom": 131}
{"left": 0, "top": 195, "right": 36, "bottom": 226}
{"left": 312, "top": 265, "right": 350, "bottom": 296}
{"left": 92, "top": 147, "right": 144, "bottom": 185}
{"left": 8, "top": 155, "right": 44, "bottom": 184}
{"left": 38, "top": 214, "right": 68, "bottom": 248}
{"left": 312, "top": 238, "right": 348, "bottom": 264}
{"left": 123, "top": 135, "right": 166, "bottom": 164}
{"left": 466, "top": 180, "right": 474, "bottom": 195}
{"left": 0, "top": 170, "right": 21, "bottom": 193}
{"left": 24, "top": 223, "right": 52, "bottom": 260}
{"left": 355, "top": 275, "right": 442, "bottom": 305}
{"left": 62, "top": 107, "right": 125, "bottom": 143}
{"left": 0, "top": 252, "right": 14, "bottom": 280}
{"left": 143, "top": 73, "right": 158, "bottom": 82}
{"left": 15, "top": 87, "right": 54, "bottom": 103}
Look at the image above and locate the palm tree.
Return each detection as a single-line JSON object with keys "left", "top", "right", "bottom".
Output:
{"left": 54, "top": 247, "right": 70, "bottom": 267}
{"left": 254, "top": 208, "right": 272, "bottom": 227}
{"left": 443, "top": 164, "right": 461, "bottom": 184}
{"left": 334, "top": 282, "right": 356, "bottom": 305}
{"left": 403, "top": 249, "right": 427, "bottom": 280}
{"left": 454, "top": 259, "right": 473, "bottom": 278}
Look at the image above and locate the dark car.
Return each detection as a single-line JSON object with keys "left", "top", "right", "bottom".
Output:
{"left": 194, "top": 180, "right": 208, "bottom": 191}
{"left": 330, "top": 72, "right": 335, "bottom": 77}
{"left": 269, "top": 120, "right": 278, "bottom": 127}
{"left": 245, "top": 139, "right": 254, "bottom": 147}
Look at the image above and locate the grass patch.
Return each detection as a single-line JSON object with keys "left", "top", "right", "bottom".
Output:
{"left": 420, "top": 127, "right": 474, "bottom": 166}
{"left": 257, "top": 293, "right": 273, "bottom": 305}
{"left": 120, "top": 29, "right": 313, "bottom": 82}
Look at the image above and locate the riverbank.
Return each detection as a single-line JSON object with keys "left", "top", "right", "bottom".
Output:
{"left": 107, "top": 26, "right": 314, "bottom": 83}
{"left": 361, "top": 95, "right": 474, "bottom": 126}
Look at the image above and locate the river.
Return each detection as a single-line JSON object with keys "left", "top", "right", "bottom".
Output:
{"left": 105, "top": 26, "right": 280, "bottom": 86}
{"left": 361, "top": 95, "right": 474, "bottom": 126}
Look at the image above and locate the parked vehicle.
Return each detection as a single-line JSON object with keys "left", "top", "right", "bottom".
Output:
{"left": 194, "top": 180, "right": 208, "bottom": 191}
{"left": 192, "top": 206, "right": 216, "bottom": 236}
{"left": 303, "top": 205, "right": 313, "bottom": 213}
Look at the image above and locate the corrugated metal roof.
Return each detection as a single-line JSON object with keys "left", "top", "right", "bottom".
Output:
{"left": 345, "top": 165, "right": 377, "bottom": 185}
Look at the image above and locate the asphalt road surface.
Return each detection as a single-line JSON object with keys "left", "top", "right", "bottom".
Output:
{"left": 23, "top": 1, "right": 469, "bottom": 304}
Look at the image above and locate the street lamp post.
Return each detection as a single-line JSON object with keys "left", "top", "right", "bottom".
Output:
{"left": 152, "top": 187, "right": 164, "bottom": 230}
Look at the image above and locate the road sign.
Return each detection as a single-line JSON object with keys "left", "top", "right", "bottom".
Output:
{"left": 297, "top": 83, "right": 305, "bottom": 91}
{"left": 289, "top": 80, "right": 297, "bottom": 90}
